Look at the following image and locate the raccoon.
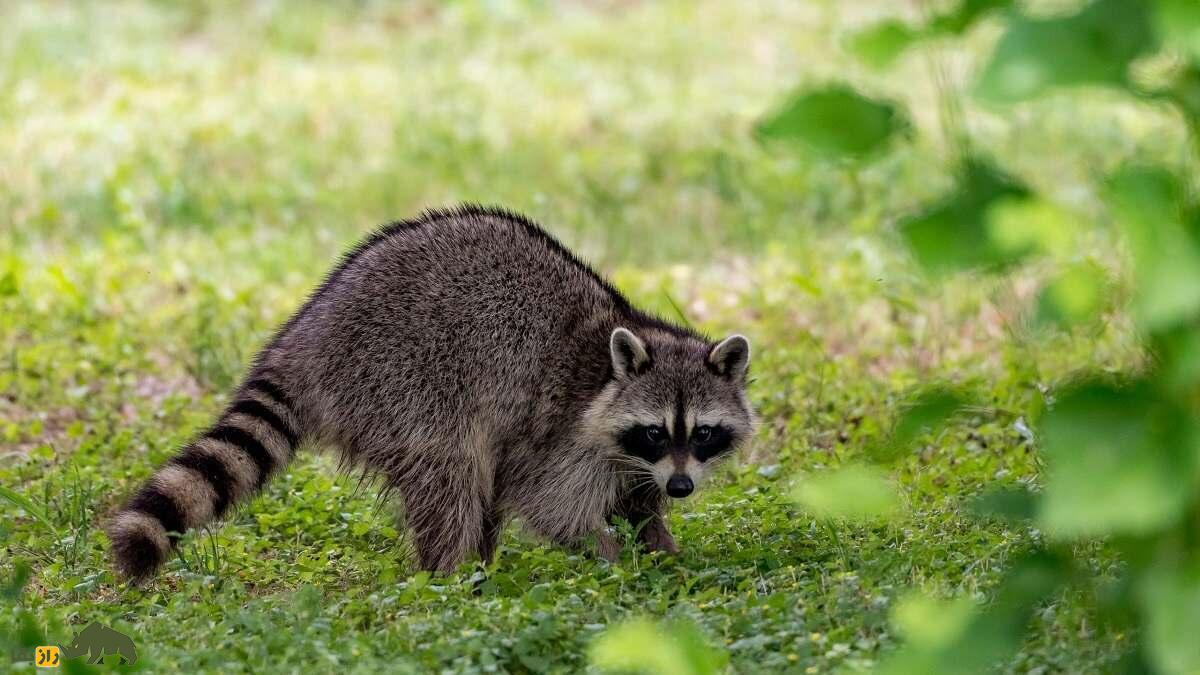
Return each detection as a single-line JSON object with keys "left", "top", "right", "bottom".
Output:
{"left": 107, "top": 205, "right": 754, "bottom": 581}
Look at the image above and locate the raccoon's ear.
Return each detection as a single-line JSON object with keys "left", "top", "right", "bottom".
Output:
{"left": 708, "top": 334, "right": 750, "bottom": 379}
{"left": 610, "top": 327, "right": 652, "bottom": 378}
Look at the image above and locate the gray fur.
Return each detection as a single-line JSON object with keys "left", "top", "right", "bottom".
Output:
{"left": 107, "top": 205, "right": 754, "bottom": 580}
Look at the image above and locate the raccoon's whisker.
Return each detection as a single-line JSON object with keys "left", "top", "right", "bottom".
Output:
{"left": 611, "top": 467, "right": 655, "bottom": 478}
{"left": 605, "top": 457, "right": 651, "bottom": 468}
{"left": 605, "top": 456, "right": 653, "bottom": 470}
{"left": 608, "top": 465, "right": 644, "bottom": 474}
{"left": 628, "top": 473, "right": 657, "bottom": 487}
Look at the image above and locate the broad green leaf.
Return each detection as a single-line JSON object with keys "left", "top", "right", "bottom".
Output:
{"left": 756, "top": 85, "right": 908, "bottom": 159}
{"left": 1154, "top": 324, "right": 1200, "bottom": 392}
{"left": 1167, "top": 63, "right": 1200, "bottom": 138}
{"left": 1141, "top": 563, "right": 1200, "bottom": 675}
{"left": 939, "top": 552, "right": 1069, "bottom": 671}
{"left": 847, "top": 20, "right": 917, "bottom": 70}
{"left": 670, "top": 620, "right": 726, "bottom": 675}
{"left": 969, "top": 486, "right": 1038, "bottom": 524}
{"left": 591, "top": 618, "right": 725, "bottom": 675}
{"left": 899, "top": 158, "right": 1028, "bottom": 275}
{"left": 928, "top": 0, "right": 1013, "bottom": 35}
{"left": 1036, "top": 261, "right": 1110, "bottom": 327}
{"left": 1039, "top": 382, "right": 1196, "bottom": 538}
{"left": 848, "top": 0, "right": 1011, "bottom": 70}
{"left": 869, "top": 388, "right": 964, "bottom": 462}
{"left": 1155, "top": 0, "right": 1200, "bottom": 59}
{"left": 0, "top": 269, "right": 17, "bottom": 297}
{"left": 891, "top": 593, "right": 976, "bottom": 650}
{"left": 791, "top": 464, "right": 900, "bottom": 521}
{"left": 1, "top": 559, "right": 31, "bottom": 601}
{"left": 975, "top": 0, "right": 1156, "bottom": 102}
{"left": 985, "top": 196, "right": 1083, "bottom": 258}
{"left": 877, "top": 552, "right": 1069, "bottom": 675}
{"left": 1106, "top": 165, "right": 1200, "bottom": 331}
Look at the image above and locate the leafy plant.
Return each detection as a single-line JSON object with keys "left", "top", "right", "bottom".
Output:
{"left": 897, "top": 158, "right": 1028, "bottom": 275}
{"left": 769, "top": 0, "right": 1200, "bottom": 671}
{"left": 974, "top": 0, "right": 1156, "bottom": 102}
{"left": 756, "top": 85, "right": 908, "bottom": 160}
{"left": 591, "top": 617, "right": 726, "bottom": 675}
{"left": 847, "top": 0, "right": 1012, "bottom": 70}
{"left": 791, "top": 463, "right": 900, "bottom": 521}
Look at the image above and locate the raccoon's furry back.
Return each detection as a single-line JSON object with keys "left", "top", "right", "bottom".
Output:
{"left": 108, "top": 205, "right": 701, "bottom": 579}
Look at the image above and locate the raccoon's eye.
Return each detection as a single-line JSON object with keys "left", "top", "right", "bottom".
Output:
{"left": 644, "top": 426, "right": 667, "bottom": 444}
{"left": 619, "top": 424, "right": 670, "bottom": 463}
{"left": 692, "top": 424, "right": 733, "bottom": 462}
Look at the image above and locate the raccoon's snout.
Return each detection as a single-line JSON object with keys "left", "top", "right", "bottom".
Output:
{"left": 666, "top": 474, "right": 694, "bottom": 498}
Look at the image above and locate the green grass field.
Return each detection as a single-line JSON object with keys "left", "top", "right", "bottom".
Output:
{"left": 0, "top": 1, "right": 1165, "bottom": 672}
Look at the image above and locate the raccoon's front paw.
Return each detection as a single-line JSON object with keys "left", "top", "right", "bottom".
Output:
{"left": 643, "top": 533, "right": 679, "bottom": 555}
{"left": 596, "top": 530, "right": 621, "bottom": 562}
{"left": 639, "top": 519, "right": 679, "bottom": 555}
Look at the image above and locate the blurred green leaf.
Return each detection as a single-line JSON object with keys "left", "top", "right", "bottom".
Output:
{"left": 848, "top": 0, "right": 1011, "bottom": 70}
{"left": 975, "top": 0, "right": 1155, "bottom": 102}
{"left": 928, "top": 0, "right": 1014, "bottom": 35}
{"left": 2, "top": 559, "right": 31, "bottom": 601}
{"left": 1106, "top": 165, "right": 1200, "bottom": 331}
{"left": 590, "top": 617, "right": 725, "bottom": 675}
{"left": 847, "top": 21, "right": 918, "bottom": 70}
{"left": 791, "top": 464, "right": 900, "bottom": 521}
{"left": 891, "top": 593, "right": 976, "bottom": 650}
{"left": 969, "top": 487, "right": 1038, "bottom": 524}
{"left": 985, "top": 196, "right": 1083, "bottom": 258}
{"left": 878, "top": 551, "right": 1070, "bottom": 675}
{"left": 1155, "top": 0, "right": 1200, "bottom": 59}
{"left": 1154, "top": 324, "right": 1200, "bottom": 392}
{"left": 1039, "top": 382, "right": 1196, "bottom": 538}
{"left": 870, "top": 388, "right": 965, "bottom": 462}
{"left": 1036, "top": 261, "right": 1111, "bottom": 327}
{"left": 756, "top": 85, "right": 908, "bottom": 159}
{"left": 1141, "top": 562, "right": 1200, "bottom": 675}
{"left": 1161, "top": 61, "right": 1200, "bottom": 144}
{"left": 0, "top": 269, "right": 17, "bottom": 297}
{"left": 1167, "top": 63, "right": 1200, "bottom": 138}
{"left": 892, "top": 389, "right": 962, "bottom": 443}
{"left": 899, "top": 158, "right": 1028, "bottom": 275}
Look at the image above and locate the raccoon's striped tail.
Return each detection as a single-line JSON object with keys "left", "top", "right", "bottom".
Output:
{"left": 107, "top": 375, "right": 303, "bottom": 582}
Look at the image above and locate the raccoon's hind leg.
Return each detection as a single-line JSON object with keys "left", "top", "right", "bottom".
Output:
{"left": 390, "top": 441, "right": 494, "bottom": 574}
{"left": 476, "top": 508, "right": 505, "bottom": 564}
{"left": 403, "top": 476, "right": 487, "bottom": 574}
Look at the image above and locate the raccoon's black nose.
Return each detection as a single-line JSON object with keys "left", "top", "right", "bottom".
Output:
{"left": 666, "top": 475, "right": 694, "bottom": 498}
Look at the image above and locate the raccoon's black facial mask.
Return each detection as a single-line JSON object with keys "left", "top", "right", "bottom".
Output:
{"left": 617, "top": 423, "right": 735, "bottom": 463}
{"left": 618, "top": 424, "right": 669, "bottom": 463}
{"left": 691, "top": 424, "right": 734, "bottom": 462}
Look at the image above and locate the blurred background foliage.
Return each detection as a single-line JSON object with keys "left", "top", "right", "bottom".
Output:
{"left": 771, "top": 0, "right": 1200, "bottom": 673}
{"left": 0, "top": 0, "right": 1196, "bottom": 673}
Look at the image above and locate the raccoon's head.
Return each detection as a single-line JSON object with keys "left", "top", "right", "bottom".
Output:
{"left": 586, "top": 326, "right": 755, "bottom": 499}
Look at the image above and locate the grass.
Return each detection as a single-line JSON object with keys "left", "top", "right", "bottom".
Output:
{"left": 0, "top": 0, "right": 1164, "bottom": 672}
